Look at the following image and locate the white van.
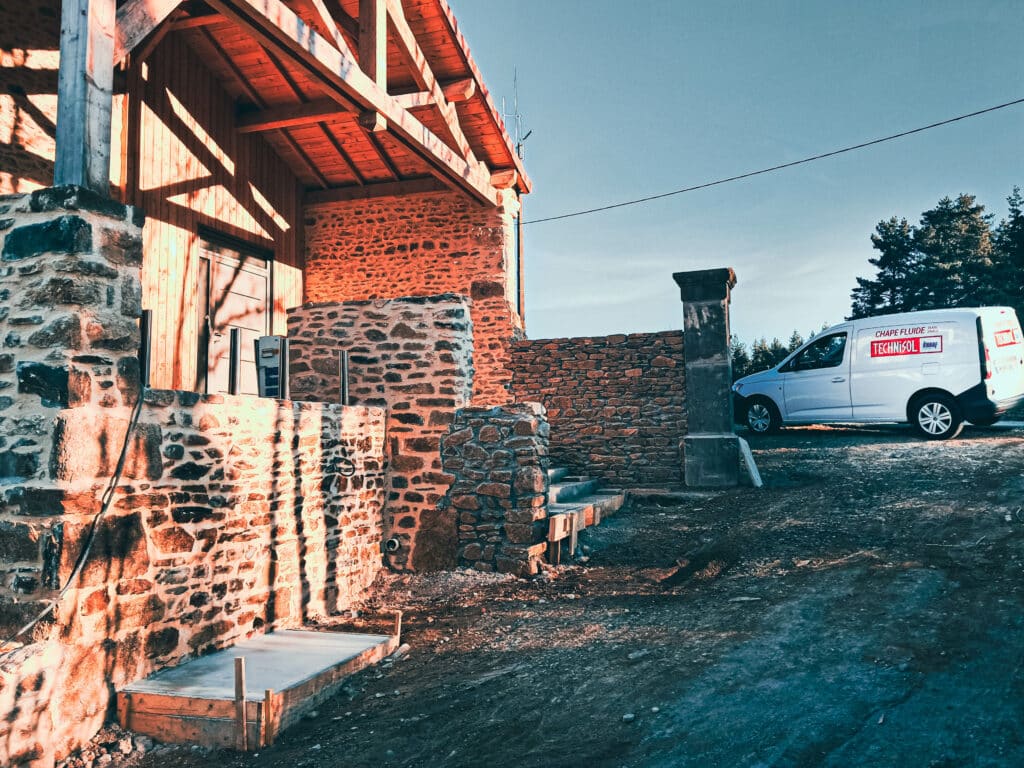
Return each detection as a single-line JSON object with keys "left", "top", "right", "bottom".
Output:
{"left": 732, "top": 307, "right": 1024, "bottom": 439}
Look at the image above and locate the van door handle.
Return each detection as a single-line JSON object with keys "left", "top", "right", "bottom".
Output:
{"left": 831, "top": 377, "right": 846, "bottom": 383}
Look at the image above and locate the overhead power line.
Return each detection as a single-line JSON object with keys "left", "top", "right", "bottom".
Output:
{"left": 522, "top": 97, "right": 1024, "bottom": 225}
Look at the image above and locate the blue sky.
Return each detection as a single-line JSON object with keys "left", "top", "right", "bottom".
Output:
{"left": 448, "top": 0, "right": 1024, "bottom": 344}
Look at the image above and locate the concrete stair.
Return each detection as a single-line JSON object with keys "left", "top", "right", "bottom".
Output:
{"left": 545, "top": 467, "right": 626, "bottom": 564}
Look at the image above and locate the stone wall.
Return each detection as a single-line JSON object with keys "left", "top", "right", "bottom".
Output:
{"left": 441, "top": 403, "right": 550, "bottom": 577}
{"left": 0, "top": 190, "right": 388, "bottom": 766}
{"left": 303, "top": 190, "right": 522, "bottom": 405}
{"left": 288, "top": 294, "right": 474, "bottom": 571}
{"left": 509, "top": 331, "right": 686, "bottom": 487}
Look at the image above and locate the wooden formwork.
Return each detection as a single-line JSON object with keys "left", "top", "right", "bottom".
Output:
{"left": 117, "top": 613, "right": 401, "bottom": 750}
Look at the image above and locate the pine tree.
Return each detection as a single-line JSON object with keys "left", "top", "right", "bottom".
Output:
{"left": 768, "top": 337, "right": 788, "bottom": 367}
{"left": 849, "top": 217, "right": 919, "bottom": 318}
{"left": 914, "top": 194, "right": 993, "bottom": 308}
{"left": 750, "top": 337, "right": 773, "bottom": 372}
{"left": 730, "top": 334, "right": 751, "bottom": 382}
{"left": 787, "top": 330, "right": 804, "bottom": 352}
{"left": 992, "top": 187, "right": 1024, "bottom": 321}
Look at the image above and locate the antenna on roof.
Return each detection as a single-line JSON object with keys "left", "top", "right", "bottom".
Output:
{"left": 502, "top": 68, "right": 531, "bottom": 160}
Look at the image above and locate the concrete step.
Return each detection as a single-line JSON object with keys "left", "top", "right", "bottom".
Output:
{"left": 547, "top": 466, "right": 569, "bottom": 483}
{"left": 549, "top": 476, "right": 601, "bottom": 504}
{"left": 546, "top": 489, "right": 627, "bottom": 563}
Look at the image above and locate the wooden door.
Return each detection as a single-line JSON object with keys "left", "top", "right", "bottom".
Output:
{"left": 198, "top": 238, "right": 271, "bottom": 395}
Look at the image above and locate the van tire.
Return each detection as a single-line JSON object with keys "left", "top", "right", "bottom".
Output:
{"left": 744, "top": 397, "right": 782, "bottom": 435}
{"left": 909, "top": 393, "right": 963, "bottom": 440}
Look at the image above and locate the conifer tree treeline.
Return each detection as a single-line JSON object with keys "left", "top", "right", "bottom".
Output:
{"left": 849, "top": 188, "right": 1024, "bottom": 321}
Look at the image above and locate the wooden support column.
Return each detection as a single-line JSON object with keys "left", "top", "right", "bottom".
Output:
{"left": 358, "top": 0, "right": 386, "bottom": 86}
{"left": 359, "top": 0, "right": 387, "bottom": 131}
{"left": 54, "top": 0, "right": 116, "bottom": 194}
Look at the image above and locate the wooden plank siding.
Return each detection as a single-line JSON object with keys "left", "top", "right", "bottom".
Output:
{"left": 118, "top": 33, "right": 303, "bottom": 391}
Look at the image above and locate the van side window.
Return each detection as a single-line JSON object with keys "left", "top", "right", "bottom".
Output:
{"left": 789, "top": 332, "right": 848, "bottom": 371}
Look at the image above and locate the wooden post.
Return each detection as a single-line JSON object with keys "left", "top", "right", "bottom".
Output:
{"left": 234, "top": 657, "right": 247, "bottom": 751}
{"left": 54, "top": 0, "right": 116, "bottom": 194}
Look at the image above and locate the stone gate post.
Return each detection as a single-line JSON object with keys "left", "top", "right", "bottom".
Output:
{"left": 673, "top": 268, "right": 739, "bottom": 486}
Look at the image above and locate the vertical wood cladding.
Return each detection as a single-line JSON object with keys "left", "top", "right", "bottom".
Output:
{"left": 125, "top": 33, "right": 303, "bottom": 391}
{"left": 303, "top": 190, "right": 521, "bottom": 405}
{"left": 510, "top": 332, "right": 687, "bottom": 487}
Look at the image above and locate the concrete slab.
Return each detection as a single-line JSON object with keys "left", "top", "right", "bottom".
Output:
{"left": 122, "top": 629, "right": 392, "bottom": 701}
{"left": 118, "top": 627, "right": 399, "bottom": 750}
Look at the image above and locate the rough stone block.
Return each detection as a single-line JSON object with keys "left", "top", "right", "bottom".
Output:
{"left": 16, "top": 361, "right": 69, "bottom": 407}
{"left": 1, "top": 215, "right": 92, "bottom": 261}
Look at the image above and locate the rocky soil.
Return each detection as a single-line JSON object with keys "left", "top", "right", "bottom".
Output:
{"left": 87, "top": 422, "right": 1024, "bottom": 768}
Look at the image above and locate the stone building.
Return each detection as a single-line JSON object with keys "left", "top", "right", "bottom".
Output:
{"left": 0, "top": 0, "right": 533, "bottom": 763}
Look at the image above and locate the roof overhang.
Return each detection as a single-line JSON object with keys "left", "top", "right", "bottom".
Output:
{"left": 113, "top": 0, "right": 531, "bottom": 204}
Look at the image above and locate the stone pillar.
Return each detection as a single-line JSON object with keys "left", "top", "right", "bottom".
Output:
{"left": 441, "top": 403, "right": 550, "bottom": 576}
{"left": 673, "top": 268, "right": 739, "bottom": 487}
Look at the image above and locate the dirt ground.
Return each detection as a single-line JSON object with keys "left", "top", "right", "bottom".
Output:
{"left": 118, "top": 422, "right": 1024, "bottom": 768}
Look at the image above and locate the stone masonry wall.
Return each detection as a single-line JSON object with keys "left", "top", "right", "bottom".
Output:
{"left": 510, "top": 331, "right": 687, "bottom": 487}
{"left": 288, "top": 294, "right": 474, "bottom": 572}
{"left": 303, "top": 190, "right": 522, "bottom": 405}
{"left": 441, "top": 403, "right": 550, "bottom": 577}
{"left": 0, "top": 190, "right": 388, "bottom": 766}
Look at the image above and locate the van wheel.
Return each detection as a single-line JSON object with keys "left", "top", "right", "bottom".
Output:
{"left": 745, "top": 397, "right": 781, "bottom": 435}
{"left": 910, "top": 393, "right": 963, "bottom": 440}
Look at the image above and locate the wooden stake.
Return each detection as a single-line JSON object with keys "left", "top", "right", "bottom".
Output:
{"left": 264, "top": 688, "right": 275, "bottom": 747}
{"left": 234, "top": 657, "right": 247, "bottom": 751}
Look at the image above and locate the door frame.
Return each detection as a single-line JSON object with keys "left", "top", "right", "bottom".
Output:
{"left": 195, "top": 226, "right": 275, "bottom": 394}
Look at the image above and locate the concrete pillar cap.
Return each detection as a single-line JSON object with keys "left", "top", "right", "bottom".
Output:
{"left": 672, "top": 267, "right": 737, "bottom": 302}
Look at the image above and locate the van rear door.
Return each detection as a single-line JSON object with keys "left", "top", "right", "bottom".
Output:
{"left": 980, "top": 308, "right": 1024, "bottom": 402}
{"left": 781, "top": 328, "right": 853, "bottom": 421}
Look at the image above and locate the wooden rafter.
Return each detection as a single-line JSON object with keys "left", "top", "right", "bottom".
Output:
{"left": 206, "top": 0, "right": 497, "bottom": 203}
{"left": 365, "top": 132, "right": 401, "bottom": 180}
{"left": 199, "top": 27, "right": 265, "bottom": 107}
{"left": 384, "top": 0, "right": 472, "bottom": 159}
{"left": 236, "top": 100, "right": 349, "bottom": 133}
{"left": 280, "top": 130, "right": 329, "bottom": 188}
{"left": 318, "top": 125, "right": 366, "bottom": 185}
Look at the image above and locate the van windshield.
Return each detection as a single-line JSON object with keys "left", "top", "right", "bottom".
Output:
{"left": 787, "top": 332, "right": 848, "bottom": 371}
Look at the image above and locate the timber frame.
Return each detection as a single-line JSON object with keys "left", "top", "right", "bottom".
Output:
{"left": 56, "top": 0, "right": 532, "bottom": 204}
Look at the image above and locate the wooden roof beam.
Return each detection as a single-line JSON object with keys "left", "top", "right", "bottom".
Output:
{"left": 114, "top": 0, "right": 183, "bottom": 64}
{"left": 385, "top": 0, "right": 474, "bottom": 160}
{"left": 207, "top": 0, "right": 498, "bottom": 204}
{"left": 236, "top": 99, "right": 350, "bottom": 133}
{"left": 306, "top": 177, "right": 445, "bottom": 205}
{"left": 394, "top": 77, "right": 475, "bottom": 110}
{"left": 170, "top": 13, "right": 228, "bottom": 30}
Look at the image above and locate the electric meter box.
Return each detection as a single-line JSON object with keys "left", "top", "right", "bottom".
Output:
{"left": 255, "top": 335, "right": 290, "bottom": 399}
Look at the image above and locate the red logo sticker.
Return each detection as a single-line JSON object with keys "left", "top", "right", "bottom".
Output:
{"left": 870, "top": 336, "right": 943, "bottom": 357}
{"left": 994, "top": 329, "right": 1021, "bottom": 347}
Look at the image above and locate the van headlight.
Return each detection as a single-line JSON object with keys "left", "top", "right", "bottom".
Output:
{"left": 732, "top": 382, "right": 743, "bottom": 394}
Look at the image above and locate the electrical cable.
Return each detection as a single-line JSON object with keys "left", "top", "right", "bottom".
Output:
{"left": 4, "top": 382, "right": 146, "bottom": 647}
{"left": 522, "top": 97, "right": 1024, "bottom": 225}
